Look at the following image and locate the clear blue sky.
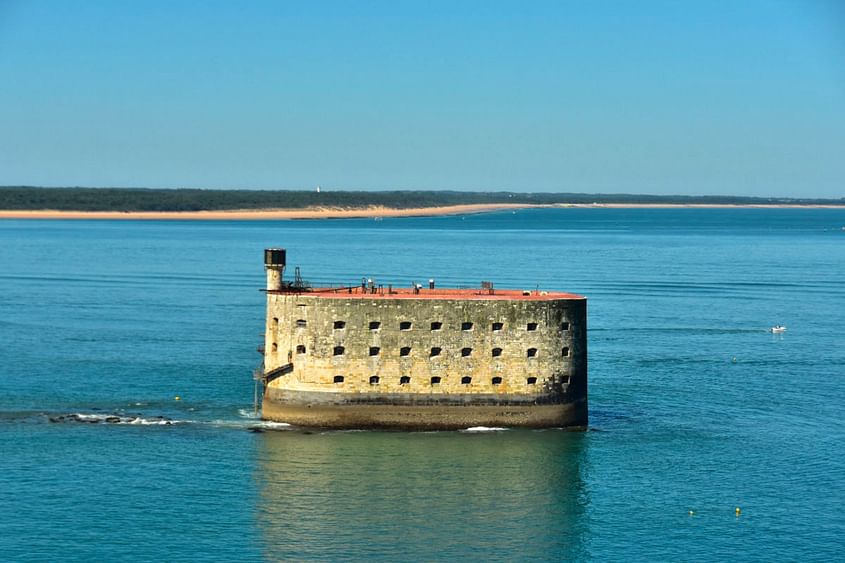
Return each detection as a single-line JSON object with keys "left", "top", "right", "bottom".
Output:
{"left": 1, "top": 1, "right": 843, "bottom": 197}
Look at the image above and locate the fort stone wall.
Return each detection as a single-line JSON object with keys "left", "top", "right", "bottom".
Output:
{"left": 264, "top": 293, "right": 586, "bottom": 399}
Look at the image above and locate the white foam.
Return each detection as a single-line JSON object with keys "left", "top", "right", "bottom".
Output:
{"left": 253, "top": 421, "right": 293, "bottom": 430}
{"left": 238, "top": 408, "right": 261, "bottom": 419}
{"left": 73, "top": 413, "right": 105, "bottom": 421}
{"left": 205, "top": 418, "right": 292, "bottom": 430}
{"left": 125, "top": 417, "right": 180, "bottom": 425}
{"left": 460, "top": 426, "right": 508, "bottom": 433}
{"left": 66, "top": 413, "right": 184, "bottom": 425}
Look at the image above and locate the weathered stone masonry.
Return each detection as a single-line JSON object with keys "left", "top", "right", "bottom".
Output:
{"left": 260, "top": 248, "right": 587, "bottom": 429}
{"left": 265, "top": 294, "right": 585, "bottom": 397}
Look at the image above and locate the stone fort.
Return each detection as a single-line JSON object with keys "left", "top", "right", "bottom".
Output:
{"left": 260, "top": 249, "right": 587, "bottom": 429}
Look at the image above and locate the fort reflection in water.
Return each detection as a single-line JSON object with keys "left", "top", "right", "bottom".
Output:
{"left": 255, "top": 429, "right": 589, "bottom": 560}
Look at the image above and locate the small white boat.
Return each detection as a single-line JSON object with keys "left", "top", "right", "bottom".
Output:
{"left": 770, "top": 325, "right": 787, "bottom": 333}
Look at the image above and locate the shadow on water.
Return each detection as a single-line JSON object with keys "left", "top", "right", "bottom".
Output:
{"left": 254, "top": 429, "right": 590, "bottom": 561}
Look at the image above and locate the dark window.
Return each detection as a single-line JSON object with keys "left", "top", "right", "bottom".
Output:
{"left": 431, "top": 321, "right": 443, "bottom": 330}
{"left": 400, "top": 375, "right": 411, "bottom": 385}
{"left": 369, "top": 375, "right": 380, "bottom": 385}
{"left": 461, "top": 347, "right": 472, "bottom": 357}
{"left": 561, "top": 321, "right": 570, "bottom": 331}
{"left": 527, "top": 322, "right": 538, "bottom": 331}
{"left": 272, "top": 317, "right": 279, "bottom": 327}
{"left": 492, "top": 322, "right": 503, "bottom": 331}
{"left": 369, "top": 346, "right": 380, "bottom": 356}
{"left": 400, "top": 346, "right": 411, "bottom": 357}
{"left": 492, "top": 376, "right": 503, "bottom": 385}
{"left": 369, "top": 321, "right": 381, "bottom": 330}
{"left": 430, "top": 376, "right": 441, "bottom": 385}
{"left": 271, "top": 342, "right": 278, "bottom": 352}
{"left": 461, "top": 322, "right": 473, "bottom": 331}
{"left": 461, "top": 376, "right": 472, "bottom": 384}
{"left": 562, "top": 347, "right": 570, "bottom": 357}
{"left": 492, "top": 347, "right": 503, "bottom": 357}
{"left": 527, "top": 377, "right": 537, "bottom": 385}
{"left": 400, "top": 321, "right": 412, "bottom": 331}
{"left": 333, "top": 346, "right": 345, "bottom": 356}
{"left": 296, "top": 344, "right": 306, "bottom": 354}
{"left": 333, "top": 375, "right": 344, "bottom": 383}
{"left": 334, "top": 320, "right": 346, "bottom": 329}
{"left": 527, "top": 348, "right": 538, "bottom": 358}
{"left": 560, "top": 375, "right": 570, "bottom": 384}
{"left": 430, "top": 347, "right": 442, "bottom": 357}
{"left": 295, "top": 319, "right": 307, "bottom": 327}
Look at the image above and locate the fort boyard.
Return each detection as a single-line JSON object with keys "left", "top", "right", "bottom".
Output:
{"left": 259, "top": 249, "right": 587, "bottom": 430}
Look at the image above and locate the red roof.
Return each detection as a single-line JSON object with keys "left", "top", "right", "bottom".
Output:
{"left": 267, "top": 286, "right": 585, "bottom": 301}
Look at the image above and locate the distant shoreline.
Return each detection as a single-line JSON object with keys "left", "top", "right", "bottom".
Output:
{"left": 1, "top": 202, "right": 843, "bottom": 220}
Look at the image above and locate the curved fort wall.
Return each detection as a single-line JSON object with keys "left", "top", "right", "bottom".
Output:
{"left": 266, "top": 293, "right": 585, "bottom": 394}
{"left": 262, "top": 290, "right": 587, "bottom": 427}
{"left": 260, "top": 247, "right": 586, "bottom": 429}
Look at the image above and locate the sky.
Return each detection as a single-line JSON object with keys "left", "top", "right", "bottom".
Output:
{"left": 0, "top": 1, "right": 843, "bottom": 197}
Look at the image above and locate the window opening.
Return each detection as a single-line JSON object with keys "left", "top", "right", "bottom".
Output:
{"left": 400, "top": 346, "right": 411, "bottom": 357}
{"left": 492, "top": 322, "right": 503, "bottom": 331}
{"left": 461, "top": 376, "right": 472, "bottom": 385}
{"left": 430, "top": 376, "right": 441, "bottom": 385}
{"left": 461, "top": 347, "right": 472, "bottom": 357}
{"left": 431, "top": 321, "right": 443, "bottom": 330}
{"left": 400, "top": 376, "right": 411, "bottom": 385}
{"left": 561, "top": 321, "right": 570, "bottom": 331}
{"left": 527, "top": 348, "right": 538, "bottom": 358}
{"left": 333, "top": 346, "right": 345, "bottom": 356}
{"left": 369, "top": 321, "right": 381, "bottom": 330}
{"left": 527, "top": 322, "right": 538, "bottom": 331}
{"left": 369, "top": 375, "right": 380, "bottom": 385}
{"left": 334, "top": 321, "right": 346, "bottom": 329}
{"left": 295, "top": 319, "right": 307, "bottom": 327}
{"left": 400, "top": 321, "right": 412, "bottom": 331}
{"left": 492, "top": 347, "right": 503, "bottom": 357}
{"left": 527, "top": 377, "right": 537, "bottom": 385}
{"left": 562, "top": 347, "right": 570, "bottom": 357}
{"left": 492, "top": 376, "right": 503, "bottom": 385}
{"left": 369, "top": 346, "right": 380, "bottom": 356}
{"left": 333, "top": 375, "right": 344, "bottom": 383}
{"left": 430, "top": 347, "right": 442, "bottom": 357}
{"left": 296, "top": 344, "right": 306, "bottom": 354}
{"left": 461, "top": 322, "right": 474, "bottom": 331}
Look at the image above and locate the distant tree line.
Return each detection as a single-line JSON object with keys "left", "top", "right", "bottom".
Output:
{"left": 0, "top": 186, "right": 842, "bottom": 211}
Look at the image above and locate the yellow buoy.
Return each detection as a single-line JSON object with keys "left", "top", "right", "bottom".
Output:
{"left": 174, "top": 396, "right": 181, "bottom": 401}
{"left": 735, "top": 507, "right": 741, "bottom": 515}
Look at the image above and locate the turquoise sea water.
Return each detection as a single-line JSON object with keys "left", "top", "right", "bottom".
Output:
{"left": 1, "top": 208, "right": 843, "bottom": 561}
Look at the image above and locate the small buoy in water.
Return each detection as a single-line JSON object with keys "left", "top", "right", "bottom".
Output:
{"left": 174, "top": 396, "right": 181, "bottom": 401}
{"left": 731, "top": 357, "right": 737, "bottom": 363}
{"left": 735, "top": 507, "right": 741, "bottom": 516}
{"left": 688, "top": 510, "right": 695, "bottom": 516}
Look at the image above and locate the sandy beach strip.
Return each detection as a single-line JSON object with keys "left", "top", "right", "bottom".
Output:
{"left": 0, "top": 203, "right": 543, "bottom": 220}
{"left": 0, "top": 202, "right": 841, "bottom": 220}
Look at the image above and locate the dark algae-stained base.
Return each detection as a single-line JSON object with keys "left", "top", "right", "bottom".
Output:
{"left": 263, "top": 388, "right": 588, "bottom": 430}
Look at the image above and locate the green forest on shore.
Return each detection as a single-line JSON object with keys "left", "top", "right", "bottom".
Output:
{"left": 1, "top": 186, "right": 842, "bottom": 211}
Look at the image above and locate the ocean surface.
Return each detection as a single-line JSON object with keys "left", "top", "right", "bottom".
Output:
{"left": 1, "top": 208, "right": 843, "bottom": 561}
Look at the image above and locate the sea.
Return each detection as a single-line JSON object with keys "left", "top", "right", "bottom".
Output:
{"left": 1, "top": 208, "right": 843, "bottom": 562}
